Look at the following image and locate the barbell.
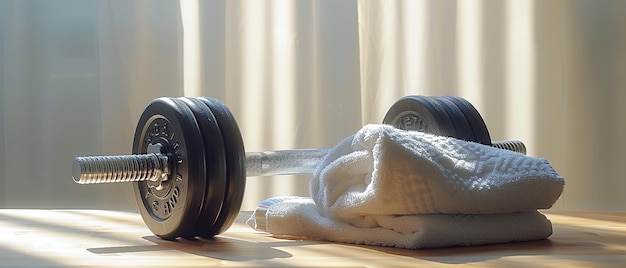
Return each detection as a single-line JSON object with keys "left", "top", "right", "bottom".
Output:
{"left": 72, "top": 95, "right": 525, "bottom": 240}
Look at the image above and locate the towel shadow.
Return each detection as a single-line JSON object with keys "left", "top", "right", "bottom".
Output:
{"left": 356, "top": 238, "right": 617, "bottom": 265}
{"left": 360, "top": 239, "right": 558, "bottom": 264}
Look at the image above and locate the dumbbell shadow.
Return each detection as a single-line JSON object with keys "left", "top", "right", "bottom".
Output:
{"left": 87, "top": 236, "right": 296, "bottom": 262}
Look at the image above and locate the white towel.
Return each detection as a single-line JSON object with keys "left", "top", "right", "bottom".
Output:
{"left": 247, "top": 196, "right": 554, "bottom": 249}
{"left": 247, "top": 124, "right": 564, "bottom": 248}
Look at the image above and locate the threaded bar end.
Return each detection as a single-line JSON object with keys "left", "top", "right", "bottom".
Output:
{"left": 491, "top": 140, "right": 527, "bottom": 155}
{"left": 73, "top": 154, "right": 167, "bottom": 184}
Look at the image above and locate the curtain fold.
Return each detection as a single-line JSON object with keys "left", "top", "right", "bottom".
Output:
{"left": 4, "top": 0, "right": 625, "bottom": 210}
{"left": 205, "top": 1, "right": 363, "bottom": 207}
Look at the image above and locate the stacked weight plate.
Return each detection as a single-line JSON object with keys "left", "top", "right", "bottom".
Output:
{"left": 383, "top": 95, "right": 494, "bottom": 146}
{"left": 131, "top": 97, "right": 245, "bottom": 240}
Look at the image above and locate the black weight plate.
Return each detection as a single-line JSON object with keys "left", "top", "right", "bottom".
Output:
{"left": 132, "top": 97, "right": 206, "bottom": 240}
{"left": 441, "top": 96, "right": 492, "bottom": 146}
{"left": 383, "top": 95, "right": 457, "bottom": 138}
{"left": 420, "top": 96, "right": 458, "bottom": 138}
{"left": 197, "top": 97, "right": 246, "bottom": 237}
{"left": 433, "top": 96, "right": 476, "bottom": 142}
{"left": 177, "top": 97, "right": 227, "bottom": 238}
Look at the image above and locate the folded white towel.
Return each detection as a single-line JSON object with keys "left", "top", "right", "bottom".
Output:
{"left": 247, "top": 196, "right": 554, "bottom": 249}
{"left": 311, "top": 124, "right": 564, "bottom": 217}
{"left": 247, "top": 124, "right": 564, "bottom": 248}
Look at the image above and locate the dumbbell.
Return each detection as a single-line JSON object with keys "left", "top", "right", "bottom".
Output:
{"left": 72, "top": 95, "right": 524, "bottom": 240}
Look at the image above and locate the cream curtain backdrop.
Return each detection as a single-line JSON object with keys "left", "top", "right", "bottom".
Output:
{"left": 1, "top": 0, "right": 625, "bottom": 211}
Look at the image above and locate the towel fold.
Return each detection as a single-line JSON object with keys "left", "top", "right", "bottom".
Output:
{"left": 247, "top": 124, "right": 565, "bottom": 248}
{"left": 247, "top": 196, "right": 553, "bottom": 249}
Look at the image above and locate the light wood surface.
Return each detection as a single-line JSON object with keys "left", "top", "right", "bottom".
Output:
{"left": 1, "top": 210, "right": 625, "bottom": 267}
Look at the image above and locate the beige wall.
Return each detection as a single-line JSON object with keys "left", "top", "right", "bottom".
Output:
{"left": 561, "top": 0, "right": 626, "bottom": 210}
{"left": 1, "top": 0, "right": 625, "bottom": 211}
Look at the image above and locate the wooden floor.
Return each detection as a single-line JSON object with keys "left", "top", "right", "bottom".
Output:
{"left": 0, "top": 210, "right": 625, "bottom": 267}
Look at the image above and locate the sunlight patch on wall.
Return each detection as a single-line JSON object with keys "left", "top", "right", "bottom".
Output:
{"left": 241, "top": 1, "right": 268, "bottom": 150}
{"left": 271, "top": 0, "right": 296, "bottom": 150}
{"left": 180, "top": 0, "right": 201, "bottom": 97}
{"left": 456, "top": 0, "right": 484, "bottom": 108}
{"left": 505, "top": 0, "right": 535, "bottom": 154}
{"left": 401, "top": 0, "right": 427, "bottom": 95}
